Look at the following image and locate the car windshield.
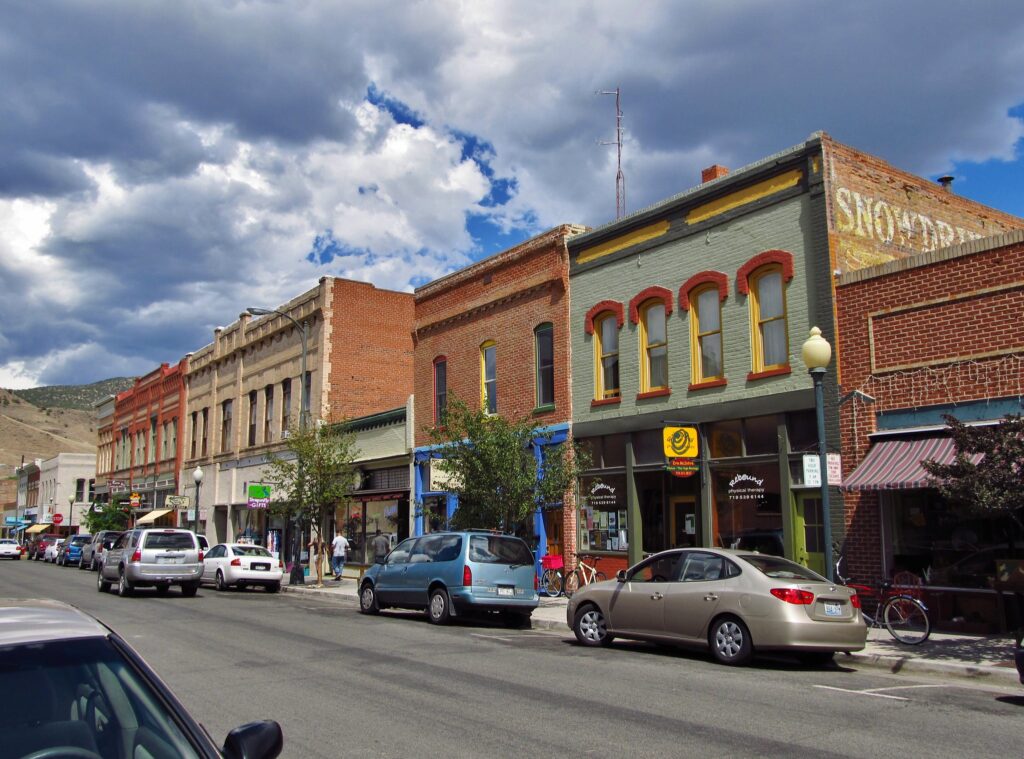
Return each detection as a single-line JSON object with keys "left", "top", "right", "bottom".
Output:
{"left": 0, "top": 637, "right": 201, "bottom": 758}
{"left": 143, "top": 533, "right": 194, "bottom": 550}
{"left": 234, "top": 545, "right": 272, "bottom": 557}
{"left": 468, "top": 535, "right": 533, "bottom": 566}
{"left": 71, "top": 537, "right": 91, "bottom": 545}
{"left": 739, "top": 554, "right": 826, "bottom": 582}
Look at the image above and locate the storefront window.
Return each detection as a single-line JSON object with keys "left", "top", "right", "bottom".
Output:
{"left": 708, "top": 420, "right": 743, "bottom": 458}
{"left": 580, "top": 475, "right": 627, "bottom": 552}
{"left": 710, "top": 464, "right": 783, "bottom": 556}
{"left": 633, "top": 430, "right": 664, "bottom": 465}
{"left": 637, "top": 472, "right": 664, "bottom": 554}
{"left": 786, "top": 409, "right": 818, "bottom": 452}
{"left": 743, "top": 415, "right": 779, "bottom": 455}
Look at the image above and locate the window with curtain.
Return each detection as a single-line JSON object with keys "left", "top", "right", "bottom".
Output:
{"left": 481, "top": 341, "right": 497, "bottom": 414}
{"left": 200, "top": 408, "right": 208, "bottom": 456}
{"left": 433, "top": 357, "right": 447, "bottom": 424}
{"left": 248, "top": 390, "right": 258, "bottom": 446}
{"left": 595, "top": 313, "right": 620, "bottom": 400}
{"left": 750, "top": 266, "right": 788, "bottom": 372}
{"left": 535, "top": 324, "right": 554, "bottom": 408}
{"left": 691, "top": 285, "right": 723, "bottom": 383}
{"left": 221, "top": 399, "right": 233, "bottom": 453}
{"left": 264, "top": 386, "right": 274, "bottom": 443}
{"left": 281, "top": 379, "right": 292, "bottom": 433}
{"left": 640, "top": 301, "right": 668, "bottom": 392}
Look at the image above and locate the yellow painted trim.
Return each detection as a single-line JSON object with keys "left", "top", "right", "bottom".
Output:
{"left": 576, "top": 221, "right": 670, "bottom": 265}
{"left": 687, "top": 169, "right": 803, "bottom": 225}
{"left": 749, "top": 265, "right": 789, "bottom": 373}
{"left": 689, "top": 285, "right": 723, "bottom": 384}
{"left": 480, "top": 340, "right": 496, "bottom": 412}
{"left": 593, "top": 314, "right": 620, "bottom": 400}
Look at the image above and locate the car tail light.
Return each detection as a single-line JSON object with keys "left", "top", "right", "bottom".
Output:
{"left": 278, "top": 558, "right": 284, "bottom": 568}
{"left": 198, "top": 551, "right": 204, "bottom": 562}
{"left": 850, "top": 593, "right": 862, "bottom": 609}
{"left": 770, "top": 588, "right": 814, "bottom": 605}
{"left": 462, "top": 565, "right": 472, "bottom": 587}
{"left": 230, "top": 558, "right": 241, "bottom": 566}
{"left": 130, "top": 550, "right": 142, "bottom": 563}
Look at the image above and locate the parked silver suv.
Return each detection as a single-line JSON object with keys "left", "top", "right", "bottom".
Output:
{"left": 97, "top": 528, "right": 204, "bottom": 597}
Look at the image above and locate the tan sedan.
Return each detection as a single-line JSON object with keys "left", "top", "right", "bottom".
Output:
{"left": 567, "top": 548, "right": 866, "bottom": 666}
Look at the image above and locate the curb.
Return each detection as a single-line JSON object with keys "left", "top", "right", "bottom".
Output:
{"left": 840, "top": 651, "right": 1020, "bottom": 686}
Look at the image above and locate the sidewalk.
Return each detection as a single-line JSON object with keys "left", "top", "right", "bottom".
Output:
{"left": 284, "top": 578, "right": 1022, "bottom": 686}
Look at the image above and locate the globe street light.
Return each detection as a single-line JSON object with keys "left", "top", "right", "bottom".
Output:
{"left": 801, "top": 326, "right": 835, "bottom": 581}
{"left": 248, "top": 305, "right": 308, "bottom": 585}
{"left": 68, "top": 493, "right": 75, "bottom": 530}
{"left": 192, "top": 466, "right": 204, "bottom": 536}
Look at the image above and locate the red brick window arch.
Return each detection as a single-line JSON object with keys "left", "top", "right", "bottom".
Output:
{"left": 583, "top": 300, "right": 624, "bottom": 336}
{"left": 584, "top": 301, "right": 624, "bottom": 403}
{"left": 681, "top": 272, "right": 729, "bottom": 389}
{"left": 736, "top": 250, "right": 794, "bottom": 296}
{"left": 628, "top": 286, "right": 673, "bottom": 324}
{"left": 738, "top": 251, "right": 794, "bottom": 379}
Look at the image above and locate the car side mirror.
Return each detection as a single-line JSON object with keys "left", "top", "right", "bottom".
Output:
{"left": 375, "top": 555, "right": 386, "bottom": 565}
{"left": 616, "top": 570, "right": 628, "bottom": 583}
{"left": 223, "top": 719, "right": 283, "bottom": 759}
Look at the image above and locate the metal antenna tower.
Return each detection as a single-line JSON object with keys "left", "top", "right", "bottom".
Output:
{"left": 598, "top": 88, "right": 625, "bottom": 218}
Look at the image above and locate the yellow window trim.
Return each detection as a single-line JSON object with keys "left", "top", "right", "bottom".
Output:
{"left": 480, "top": 340, "right": 497, "bottom": 412}
{"left": 638, "top": 300, "right": 668, "bottom": 393}
{"left": 689, "top": 284, "right": 723, "bottom": 384}
{"left": 593, "top": 314, "right": 620, "bottom": 400}
{"left": 748, "top": 265, "right": 789, "bottom": 373}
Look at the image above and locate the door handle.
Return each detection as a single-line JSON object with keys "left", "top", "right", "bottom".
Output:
{"left": 704, "top": 594, "right": 718, "bottom": 602}
{"left": 650, "top": 592, "right": 664, "bottom": 600}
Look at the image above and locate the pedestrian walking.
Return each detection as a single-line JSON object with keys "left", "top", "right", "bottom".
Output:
{"left": 331, "top": 530, "right": 350, "bottom": 581}
{"left": 371, "top": 529, "right": 390, "bottom": 562}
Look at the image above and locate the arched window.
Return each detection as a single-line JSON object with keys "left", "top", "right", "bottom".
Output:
{"left": 534, "top": 324, "right": 554, "bottom": 408}
{"left": 690, "top": 285, "right": 724, "bottom": 385}
{"left": 433, "top": 356, "right": 447, "bottom": 424}
{"left": 639, "top": 300, "right": 668, "bottom": 392}
{"left": 480, "top": 341, "right": 497, "bottom": 414}
{"left": 749, "top": 265, "right": 789, "bottom": 373}
{"left": 594, "top": 313, "right": 620, "bottom": 401}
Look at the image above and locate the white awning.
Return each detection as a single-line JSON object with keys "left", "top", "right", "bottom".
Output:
{"left": 25, "top": 523, "right": 51, "bottom": 534}
{"left": 135, "top": 508, "right": 173, "bottom": 526}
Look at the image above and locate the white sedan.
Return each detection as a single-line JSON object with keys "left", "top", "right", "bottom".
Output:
{"left": 43, "top": 539, "right": 65, "bottom": 563}
{"left": 0, "top": 539, "right": 23, "bottom": 559}
{"left": 202, "top": 543, "right": 284, "bottom": 592}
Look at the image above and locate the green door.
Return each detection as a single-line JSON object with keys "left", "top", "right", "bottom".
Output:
{"left": 794, "top": 494, "right": 825, "bottom": 575}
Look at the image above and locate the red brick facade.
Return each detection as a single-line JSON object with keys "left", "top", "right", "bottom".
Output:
{"left": 326, "top": 278, "right": 415, "bottom": 422}
{"left": 413, "top": 224, "right": 585, "bottom": 560}
{"left": 835, "top": 231, "right": 1024, "bottom": 581}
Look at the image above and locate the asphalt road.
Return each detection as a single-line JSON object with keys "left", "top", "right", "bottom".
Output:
{"left": 3, "top": 558, "right": 1024, "bottom": 758}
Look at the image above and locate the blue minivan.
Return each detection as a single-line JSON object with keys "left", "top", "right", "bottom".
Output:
{"left": 358, "top": 531, "right": 539, "bottom": 627}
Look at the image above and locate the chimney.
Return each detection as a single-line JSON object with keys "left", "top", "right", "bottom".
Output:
{"left": 937, "top": 175, "right": 954, "bottom": 192}
{"left": 702, "top": 164, "right": 729, "bottom": 183}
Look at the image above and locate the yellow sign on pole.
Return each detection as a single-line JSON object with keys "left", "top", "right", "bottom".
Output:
{"left": 663, "top": 426, "right": 698, "bottom": 458}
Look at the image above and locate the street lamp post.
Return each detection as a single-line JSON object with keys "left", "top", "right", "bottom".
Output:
{"left": 248, "top": 305, "right": 308, "bottom": 585}
{"left": 67, "top": 494, "right": 75, "bottom": 530}
{"left": 192, "top": 466, "right": 204, "bottom": 535}
{"left": 801, "top": 326, "right": 835, "bottom": 581}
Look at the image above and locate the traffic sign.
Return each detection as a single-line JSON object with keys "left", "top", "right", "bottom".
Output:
{"left": 52, "top": 513, "right": 64, "bottom": 525}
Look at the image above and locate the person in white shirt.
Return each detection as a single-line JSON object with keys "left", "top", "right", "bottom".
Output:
{"left": 330, "top": 531, "right": 350, "bottom": 581}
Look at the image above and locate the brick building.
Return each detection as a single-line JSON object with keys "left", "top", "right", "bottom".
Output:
{"left": 412, "top": 225, "right": 585, "bottom": 561}
{"left": 837, "top": 230, "right": 1024, "bottom": 631}
{"left": 91, "top": 394, "right": 116, "bottom": 507}
{"left": 567, "top": 132, "right": 1024, "bottom": 580}
{"left": 109, "top": 361, "right": 188, "bottom": 526}
{"left": 184, "top": 276, "right": 414, "bottom": 549}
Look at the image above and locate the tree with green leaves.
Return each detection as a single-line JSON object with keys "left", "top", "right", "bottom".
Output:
{"left": 81, "top": 495, "right": 131, "bottom": 533}
{"left": 425, "top": 397, "right": 590, "bottom": 535}
{"left": 264, "top": 421, "right": 359, "bottom": 585}
{"left": 923, "top": 414, "right": 1024, "bottom": 549}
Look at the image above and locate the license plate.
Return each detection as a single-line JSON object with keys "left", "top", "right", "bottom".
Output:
{"left": 824, "top": 601, "right": 842, "bottom": 617}
{"left": 252, "top": 563, "right": 270, "bottom": 571}
{"left": 497, "top": 587, "right": 514, "bottom": 597}
{"left": 156, "top": 556, "right": 181, "bottom": 565}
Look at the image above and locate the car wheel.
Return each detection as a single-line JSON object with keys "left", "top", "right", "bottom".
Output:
{"left": 155, "top": 584, "right": 170, "bottom": 595}
{"left": 797, "top": 651, "right": 835, "bottom": 667}
{"left": 428, "top": 588, "right": 451, "bottom": 625}
{"left": 709, "top": 615, "right": 753, "bottom": 666}
{"left": 117, "top": 570, "right": 134, "bottom": 597}
{"left": 181, "top": 582, "right": 199, "bottom": 598}
{"left": 266, "top": 582, "right": 281, "bottom": 593}
{"left": 78, "top": 557, "right": 87, "bottom": 570}
{"left": 573, "top": 604, "right": 614, "bottom": 647}
{"left": 97, "top": 570, "right": 111, "bottom": 593}
{"left": 215, "top": 570, "right": 229, "bottom": 592}
{"left": 359, "top": 583, "right": 380, "bottom": 614}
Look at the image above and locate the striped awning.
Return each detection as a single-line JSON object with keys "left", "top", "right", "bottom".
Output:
{"left": 135, "top": 508, "right": 173, "bottom": 525}
{"left": 843, "top": 436, "right": 957, "bottom": 492}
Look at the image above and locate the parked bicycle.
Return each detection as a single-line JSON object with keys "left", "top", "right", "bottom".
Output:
{"left": 835, "top": 553, "right": 931, "bottom": 645}
{"left": 563, "top": 554, "right": 607, "bottom": 598}
{"left": 539, "top": 554, "right": 564, "bottom": 597}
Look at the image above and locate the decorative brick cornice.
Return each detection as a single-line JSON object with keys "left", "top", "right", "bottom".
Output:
{"left": 584, "top": 301, "right": 625, "bottom": 335}
{"left": 679, "top": 271, "right": 729, "bottom": 311}
{"left": 628, "top": 286, "right": 674, "bottom": 324}
{"left": 736, "top": 249, "right": 794, "bottom": 295}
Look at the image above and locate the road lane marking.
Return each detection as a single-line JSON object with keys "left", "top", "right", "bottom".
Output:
{"left": 861, "top": 685, "right": 948, "bottom": 694}
{"left": 812, "top": 685, "right": 909, "bottom": 701}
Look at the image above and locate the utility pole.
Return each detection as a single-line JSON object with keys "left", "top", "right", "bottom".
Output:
{"left": 598, "top": 88, "right": 625, "bottom": 218}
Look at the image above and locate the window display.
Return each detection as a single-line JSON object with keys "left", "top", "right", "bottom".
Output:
{"left": 581, "top": 476, "right": 628, "bottom": 552}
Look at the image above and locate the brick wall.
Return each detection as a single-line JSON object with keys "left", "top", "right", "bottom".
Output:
{"left": 326, "top": 278, "right": 414, "bottom": 422}
{"left": 836, "top": 231, "right": 1024, "bottom": 580}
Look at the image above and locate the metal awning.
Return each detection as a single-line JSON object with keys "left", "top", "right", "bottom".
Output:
{"left": 25, "top": 523, "right": 51, "bottom": 534}
{"left": 135, "top": 508, "right": 173, "bottom": 525}
{"left": 843, "top": 436, "right": 958, "bottom": 492}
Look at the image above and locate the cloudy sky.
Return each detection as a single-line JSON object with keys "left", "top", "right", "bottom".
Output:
{"left": 1, "top": 1, "right": 1023, "bottom": 388}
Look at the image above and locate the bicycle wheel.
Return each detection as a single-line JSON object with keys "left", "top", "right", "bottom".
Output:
{"left": 883, "top": 595, "right": 930, "bottom": 645}
{"left": 541, "top": 569, "right": 562, "bottom": 597}
{"left": 563, "top": 569, "right": 582, "bottom": 598}
{"left": 595, "top": 571, "right": 608, "bottom": 583}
